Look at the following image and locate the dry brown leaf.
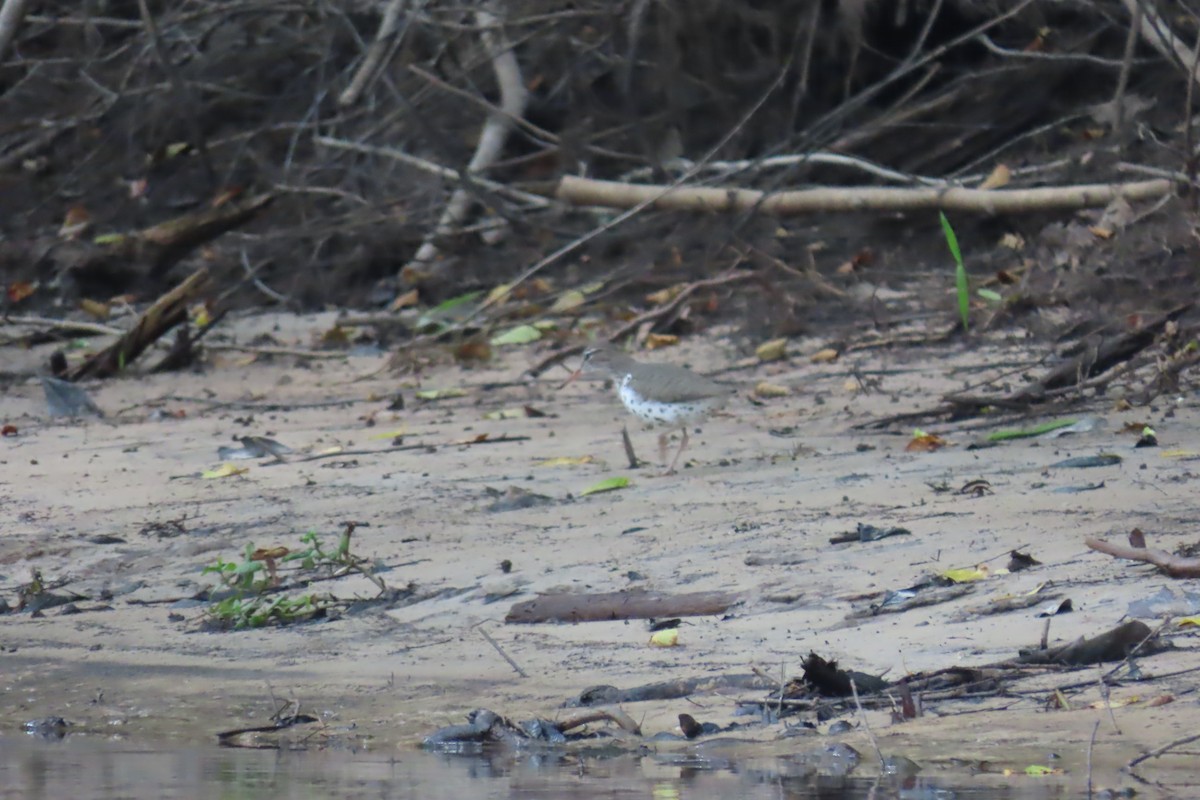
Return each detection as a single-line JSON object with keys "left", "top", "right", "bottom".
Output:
{"left": 79, "top": 298, "right": 110, "bottom": 320}
{"left": 210, "top": 186, "right": 243, "bottom": 208}
{"left": 906, "top": 431, "right": 948, "bottom": 452}
{"left": 455, "top": 339, "right": 492, "bottom": 363}
{"left": 390, "top": 288, "right": 419, "bottom": 311}
{"left": 645, "top": 333, "right": 679, "bottom": 350}
{"left": 58, "top": 205, "right": 91, "bottom": 240}
{"left": 6, "top": 281, "right": 37, "bottom": 303}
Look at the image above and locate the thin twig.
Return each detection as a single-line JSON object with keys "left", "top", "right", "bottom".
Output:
{"left": 204, "top": 344, "right": 351, "bottom": 360}
{"left": 850, "top": 678, "right": 885, "bottom": 770}
{"left": 3, "top": 315, "right": 125, "bottom": 336}
{"left": 1127, "top": 731, "right": 1200, "bottom": 768}
{"left": 1087, "top": 719, "right": 1101, "bottom": 799}
{"left": 477, "top": 625, "right": 528, "bottom": 678}
{"left": 1099, "top": 667, "right": 1122, "bottom": 735}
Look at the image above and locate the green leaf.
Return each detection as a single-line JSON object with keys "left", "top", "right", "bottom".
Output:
{"left": 580, "top": 476, "right": 630, "bottom": 496}
{"left": 985, "top": 419, "right": 1078, "bottom": 441}
{"left": 489, "top": 324, "right": 542, "bottom": 346}
{"left": 977, "top": 288, "right": 1003, "bottom": 303}
{"left": 416, "top": 290, "right": 483, "bottom": 332}
{"left": 431, "top": 290, "right": 483, "bottom": 313}
{"left": 940, "top": 212, "right": 969, "bottom": 332}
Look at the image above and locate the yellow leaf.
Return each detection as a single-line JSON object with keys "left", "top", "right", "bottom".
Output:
{"left": 486, "top": 283, "right": 512, "bottom": 304}
{"left": 645, "top": 333, "right": 678, "bottom": 350}
{"left": 484, "top": 408, "right": 530, "bottom": 420}
{"left": 645, "top": 285, "right": 684, "bottom": 306}
{"left": 977, "top": 163, "right": 1011, "bottom": 190}
{"left": 416, "top": 388, "right": 468, "bottom": 400}
{"left": 756, "top": 338, "right": 788, "bottom": 362}
{"left": 1088, "top": 695, "right": 1140, "bottom": 709}
{"left": 1161, "top": 449, "right": 1196, "bottom": 458}
{"left": 942, "top": 565, "right": 990, "bottom": 583}
{"left": 549, "top": 290, "right": 586, "bottom": 312}
{"left": 1178, "top": 616, "right": 1200, "bottom": 627}
{"left": 369, "top": 427, "right": 408, "bottom": 439}
{"left": 753, "top": 382, "right": 789, "bottom": 398}
{"left": 810, "top": 348, "right": 839, "bottom": 363}
{"left": 580, "top": 476, "right": 630, "bottom": 496}
{"left": 536, "top": 455, "right": 596, "bottom": 467}
{"left": 191, "top": 303, "right": 211, "bottom": 328}
{"left": 202, "top": 463, "right": 249, "bottom": 479}
{"left": 649, "top": 629, "right": 679, "bottom": 647}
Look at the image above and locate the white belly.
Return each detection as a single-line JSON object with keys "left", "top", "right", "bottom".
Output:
{"left": 618, "top": 378, "right": 715, "bottom": 427}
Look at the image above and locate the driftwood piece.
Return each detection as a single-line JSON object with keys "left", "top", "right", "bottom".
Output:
{"left": 556, "top": 174, "right": 1173, "bottom": 216}
{"left": 66, "top": 267, "right": 211, "bottom": 381}
{"left": 557, "top": 709, "right": 641, "bottom": 736}
{"left": 505, "top": 588, "right": 739, "bottom": 624}
{"left": 564, "top": 673, "right": 776, "bottom": 707}
{"left": 1018, "top": 620, "right": 1162, "bottom": 666}
{"left": 1085, "top": 536, "right": 1200, "bottom": 578}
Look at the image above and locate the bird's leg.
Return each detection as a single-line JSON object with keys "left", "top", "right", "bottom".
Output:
{"left": 664, "top": 427, "right": 689, "bottom": 476}
{"left": 621, "top": 426, "right": 641, "bottom": 469}
{"left": 657, "top": 432, "right": 669, "bottom": 465}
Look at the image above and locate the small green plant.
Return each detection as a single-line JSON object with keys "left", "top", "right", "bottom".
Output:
{"left": 202, "top": 523, "right": 383, "bottom": 630}
{"left": 939, "top": 211, "right": 969, "bottom": 332}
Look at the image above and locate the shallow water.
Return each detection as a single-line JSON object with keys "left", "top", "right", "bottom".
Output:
{"left": 0, "top": 735, "right": 1079, "bottom": 800}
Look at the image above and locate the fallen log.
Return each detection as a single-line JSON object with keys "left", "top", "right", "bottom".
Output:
{"left": 556, "top": 174, "right": 1173, "bottom": 216}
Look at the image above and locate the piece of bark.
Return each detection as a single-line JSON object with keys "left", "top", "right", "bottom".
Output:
{"left": 506, "top": 588, "right": 738, "bottom": 624}
{"left": 1085, "top": 536, "right": 1200, "bottom": 578}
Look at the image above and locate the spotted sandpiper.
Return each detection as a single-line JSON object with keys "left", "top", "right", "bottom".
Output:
{"left": 565, "top": 347, "right": 730, "bottom": 474}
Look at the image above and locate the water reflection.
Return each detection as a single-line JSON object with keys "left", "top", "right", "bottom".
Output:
{"left": 0, "top": 735, "right": 1062, "bottom": 799}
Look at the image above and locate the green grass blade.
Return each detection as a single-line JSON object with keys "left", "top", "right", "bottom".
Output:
{"left": 939, "top": 212, "right": 969, "bottom": 332}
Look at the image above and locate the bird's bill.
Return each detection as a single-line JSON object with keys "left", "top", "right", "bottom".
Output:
{"left": 558, "top": 367, "right": 583, "bottom": 391}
